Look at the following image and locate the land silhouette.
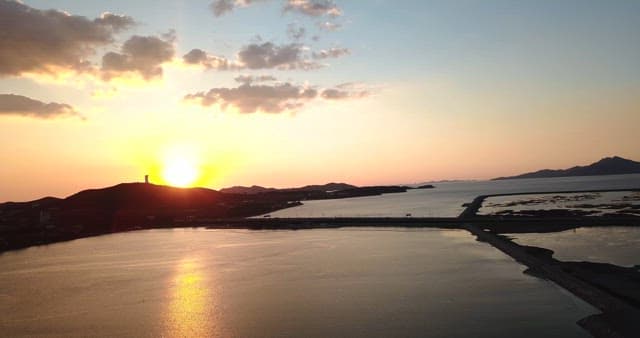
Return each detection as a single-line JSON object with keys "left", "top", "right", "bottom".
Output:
{"left": 494, "top": 156, "right": 640, "bottom": 180}
{"left": 2, "top": 163, "right": 640, "bottom": 337}
{"left": 1, "top": 156, "right": 639, "bottom": 252}
{"left": 221, "top": 182, "right": 356, "bottom": 194}
{"left": 0, "top": 182, "right": 421, "bottom": 251}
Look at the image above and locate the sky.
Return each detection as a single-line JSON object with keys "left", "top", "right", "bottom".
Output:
{"left": 1, "top": 0, "right": 639, "bottom": 201}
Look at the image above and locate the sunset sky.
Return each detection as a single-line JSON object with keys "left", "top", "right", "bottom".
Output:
{"left": 1, "top": 0, "right": 639, "bottom": 201}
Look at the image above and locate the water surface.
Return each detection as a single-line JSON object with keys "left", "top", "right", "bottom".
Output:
{"left": 510, "top": 227, "right": 640, "bottom": 267}
{"left": 0, "top": 228, "right": 595, "bottom": 337}
{"left": 270, "top": 174, "right": 640, "bottom": 217}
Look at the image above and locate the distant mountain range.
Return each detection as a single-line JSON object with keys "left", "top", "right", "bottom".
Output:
{"left": 493, "top": 156, "right": 640, "bottom": 180}
{"left": 220, "top": 182, "right": 356, "bottom": 194}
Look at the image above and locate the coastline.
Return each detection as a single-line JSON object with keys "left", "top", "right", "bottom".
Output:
{"left": 465, "top": 223, "right": 640, "bottom": 338}
{"left": 2, "top": 188, "right": 640, "bottom": 337}
{"left": 2, "top": 187, "right": 640, "bottom": 253}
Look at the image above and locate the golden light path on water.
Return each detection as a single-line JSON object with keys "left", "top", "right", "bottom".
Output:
{"left": 165, "top": 256, "right": 222, "bottom": 337}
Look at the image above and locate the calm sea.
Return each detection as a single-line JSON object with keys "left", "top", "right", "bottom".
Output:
{"left": 0, "top": 228, "right": 594, "bottom": 337}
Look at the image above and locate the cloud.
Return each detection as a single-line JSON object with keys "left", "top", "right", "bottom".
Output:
{"left": 238, "top": 42, "right": 320, "bottom": 70}
{"left": 101, "top": 33, "right": 175, "bottom": 81}
{"left": 210, "top": 0, "right": 342, "bottom": 18}
{"left": 0, "top": 0, "right": 134, "bottom": 76}
{"left": 0, "top": 94, "right": 82, "bottom": 119}
{"left": 209, "top": 0, "right": 264, "bottom": 17}
{"left": 284, "top": 0, "right": 342, "bottom": 17}
{"left": 317, "top": 21, "right": 341, "bottom": 31}
{"left": 234, "top": 74, "right": 277, "bottom": 84}
{"left": 312, "top": 47, "right": 350, "bottom": 59}
{"left": 321, "top": 88, "right": 363, "bottom": 100}
{"left": 286, "top": 23, "right": 306, "bottom": 41}
{"left": 184, "top": 82, "right": 318, "bottom": 113}
{"left": 94, "top": 12, "right": 136, "bottom": 31}
{"left": 185, "top": 80, "right": 371, "bottom": 114}
{"left": 210, "top": 0, "right": 235, "bottom": 16}
{"left": 321, "top": 82, "right": 371, "bottom": 100}
{"left": 184, "top": 41, "right": 321, "bottom": 71}
{"left": 183, "top": 49, "right": 238, "bottom": 70}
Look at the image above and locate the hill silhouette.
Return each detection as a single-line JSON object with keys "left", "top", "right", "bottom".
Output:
{"left": 494, "top": 156, "right": 640, "bottom": 180}
{"left": 0, "top": 181, "right": 412, "bottom": 251}
{"left": 64, "top": 183, "right": 226, "bottom": 209}
{"left": 220, "top": 182, "right": 356, "bottom": 194}
{"left": 220, "top": 185, "right": 277, "bottom": 194}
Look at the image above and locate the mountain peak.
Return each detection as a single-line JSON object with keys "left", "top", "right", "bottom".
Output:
{"left": 597, "top": 156, "right": 634, "bottom": 163}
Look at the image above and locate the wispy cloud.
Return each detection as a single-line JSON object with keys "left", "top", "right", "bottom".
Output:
{"left": 209, "top": 0, "right": 266, "bottom": 17}
{"left": 210, "top": 0, "right": 236, "bottom": 16}
{"left": 234, "top": 74, "right": 277, "bottom": 84}
{"left": 210, "top": 0, "right": 342, "bottom": 18}
{"left": 317, "top": 21, "right": 341, "bottom": 31}
{"left": 284, "top": 0, "right": 342, "bottom": 17}
{"left": 287, "top": 23, "right": 306, "bottom": 41}
{"left": 312, "top": 47, "right": 350, "bottom": 59}
{"left": 321, "top": 82, "right": 372, "bottom": 100}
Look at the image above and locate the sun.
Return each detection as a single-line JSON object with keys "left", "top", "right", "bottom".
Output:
{"left": 162, "top": 156, "right": 199, "bottom": 187}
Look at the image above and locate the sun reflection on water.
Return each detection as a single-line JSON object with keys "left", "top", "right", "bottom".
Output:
{"left": 165, "top": 257, "right": 221, "bottom": 337}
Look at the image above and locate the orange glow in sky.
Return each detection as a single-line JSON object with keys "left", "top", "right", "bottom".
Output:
{"left": 1, "top": 1, "right": 639, "bottom": 201}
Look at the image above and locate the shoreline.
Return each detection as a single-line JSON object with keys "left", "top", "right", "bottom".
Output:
{"left": 465, "top": 223, "right": 640, "bottom": 338}
{"left": 2, "top": 214, "right": 639, "bottom": 253}
{"left": 458, "top": 188, "right": 640, "bottom": 218}
{"left": 2, "top": 187, "right": 640, "bottom": 253}
{"left": 2, "top": 194, "right": 640, "bottom": 336}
